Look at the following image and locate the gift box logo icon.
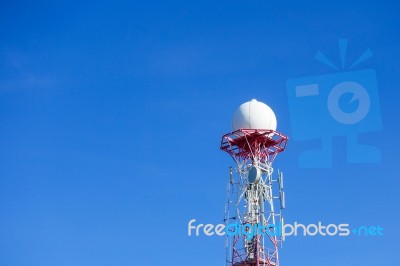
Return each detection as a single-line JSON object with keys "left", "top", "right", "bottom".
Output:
{"left": 286, "top": 40, "right": 382, "bottom": 168}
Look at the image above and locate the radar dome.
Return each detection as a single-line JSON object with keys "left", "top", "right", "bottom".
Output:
{"left": 232, "top": 99, "right": 277, "bottom": 131}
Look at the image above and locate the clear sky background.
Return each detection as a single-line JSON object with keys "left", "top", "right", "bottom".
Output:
{"left": 1, "top": 0, "right": 399, "bottom": 265}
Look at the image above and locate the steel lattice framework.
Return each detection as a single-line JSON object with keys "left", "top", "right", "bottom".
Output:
{"left": 221, "top": 129, "right": 288, "bottom": 266}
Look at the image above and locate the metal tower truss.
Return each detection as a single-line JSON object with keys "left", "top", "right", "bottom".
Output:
{"left": 221, "top": 129, "right": 288, "bottom": 266}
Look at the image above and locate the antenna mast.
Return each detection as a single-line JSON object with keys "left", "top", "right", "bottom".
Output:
{"left": 221, "top": 100, "right": 288, "bottom": 266}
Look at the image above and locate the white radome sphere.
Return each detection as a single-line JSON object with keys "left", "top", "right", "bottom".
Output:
{"left": 232, "top": 99, "right": 277, "bottom": 131}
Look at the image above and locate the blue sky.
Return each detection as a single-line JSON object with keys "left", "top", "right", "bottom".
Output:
{"left": 1, "top": 0, "right": 399, "bottom": 265}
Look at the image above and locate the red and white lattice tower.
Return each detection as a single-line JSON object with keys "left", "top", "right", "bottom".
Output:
{"left": 221, "top": 99, "right": 288, "bottom": 266}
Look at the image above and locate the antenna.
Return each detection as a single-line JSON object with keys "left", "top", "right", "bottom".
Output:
{"left": 229, "top": 166, "right": 233, "bottom": 184}
{"left": 278, "top": 171, "right": 284, "bottom": 190}
{"left": 280, "top": 191, "right": 285, "bottom": 210}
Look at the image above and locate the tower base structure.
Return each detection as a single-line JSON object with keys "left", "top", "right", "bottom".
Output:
{"left": 221, "top": 129, "right": 288, "bottom": 266}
